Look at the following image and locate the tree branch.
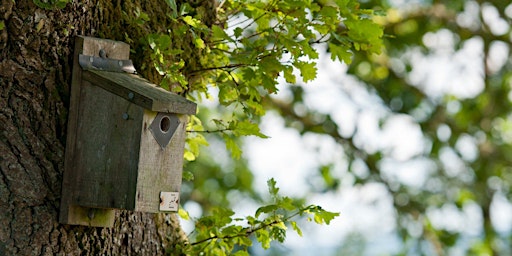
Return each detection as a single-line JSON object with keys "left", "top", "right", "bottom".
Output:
{"left": 186, "top": 128, "right": 231, "bottom": 133}
{"left": 189, "top": 209, "right": 303, "bottom": 247}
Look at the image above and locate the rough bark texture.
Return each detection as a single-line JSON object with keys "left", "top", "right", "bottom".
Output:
{"left": 0, "top": 0, "right": 214, "bottom": 255}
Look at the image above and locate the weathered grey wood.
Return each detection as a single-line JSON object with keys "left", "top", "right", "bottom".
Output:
{"left": 61, "top": 36, "right": 195, "bottom": 227}
{"left": 72, "top": 88, "right": 186, "bottom": 213}
{"left": 134, "top": 111, "right": 188, "bottom": 212}
{"left": 82, "top": 70, "right": 197, "bottom": 115}
{"left": 60, "top": 36, "right": 129, "bottom": 227}
{"left": 73, "top": 80, "right": 143, "bottom": 210}
{"left": 81, "top": 36, "right": 130, "bottom": 59}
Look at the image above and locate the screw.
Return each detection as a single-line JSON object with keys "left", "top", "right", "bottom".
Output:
{"left": 122, "top": 113, "right": 129, "bottom": 120}
{"left": 118, "top": 60, "right": 123, "bottom": 67}
{"left": 128, "top": 92, "right": 134, "bottom": 100}
{"left": 99, "top": 49, "right": 107, "bottom": 58}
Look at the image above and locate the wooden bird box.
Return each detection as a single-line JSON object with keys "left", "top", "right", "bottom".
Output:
{"left": 59, "top": 36, "right": 197, "bottom": 227}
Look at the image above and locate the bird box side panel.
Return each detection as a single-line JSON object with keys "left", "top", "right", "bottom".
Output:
{"left": 134, "top": 111, "right": 188, "bottom": 212}
{"left": 60, "top": 36, "right": 131, "bottom": 227}
{"left": 73, "top": 80, "right": 143, "bottom": 210}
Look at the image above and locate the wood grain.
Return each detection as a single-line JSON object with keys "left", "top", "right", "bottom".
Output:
{"left": 82, "top": 70, "right": 197, "bottom": 115}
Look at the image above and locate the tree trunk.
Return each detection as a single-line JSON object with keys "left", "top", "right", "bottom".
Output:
{"left": 0, "top": 0, "right": 207, "bottom": 254}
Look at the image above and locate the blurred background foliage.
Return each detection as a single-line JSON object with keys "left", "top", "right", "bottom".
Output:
{"left": 182, "top": 0, "right": 512, "bottom": 254}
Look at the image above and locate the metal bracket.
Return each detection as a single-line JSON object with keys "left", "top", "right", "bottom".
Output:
{"left": 149, "top": 113, "right": 180, "bottom": 149}
{"left": 79, "top": 52, "right": 137, "bottom": 74}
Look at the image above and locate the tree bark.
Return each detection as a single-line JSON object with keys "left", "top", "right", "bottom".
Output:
{"left": 0, "top": 0, "right": 208, "bottom": 254}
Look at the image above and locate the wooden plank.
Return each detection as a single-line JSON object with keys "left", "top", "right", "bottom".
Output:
{"left": 59, "top": 33, "right": 85, "bottom": 226}
{"left": 134, "top": 111, "right": 188, "bottom": 212}
{"left": 63, "top": 207, "right": 117, "bottom": 228}
{"left": 82, "top": 70, "right": 197, "bottom": 115}
{"left": 60, "top": 36, "right": 130, "bottom": 227}
{"left": 80, "top": 36, "right": 130, "bottom": 59}
{"left": 72, "top": 80, "right": 143, "bottom": 210}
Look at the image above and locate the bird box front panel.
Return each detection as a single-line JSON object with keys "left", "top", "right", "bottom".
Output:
{"left": 73, "top": 80, "right": 143, "bottom": 210}
{"left": 133, "top": 110, "right": 188, "bottom": 212}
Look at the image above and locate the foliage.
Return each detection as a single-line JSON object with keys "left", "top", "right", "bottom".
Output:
{"left": 173, "top": 179, "right": 338, "bottom": 255}
{"left": 339, "top": 0, "right": 512, "bottom": 254}
{"left": 33, "top": 0, "right": 512, "bottom": 253}
{"left": 160, "top": 0, "right": 512, "bottom": 254}
{"left": 145, "top": 0, "right": 384, "bottom": 161}
{"left": 115, "top": 0, "right": 386, "bottom": 254}
{"left": 129, "top": 0, "right": 384, "bottom": 254}
{"left": 252, "top": 0, "right": 512, "bottom": 254}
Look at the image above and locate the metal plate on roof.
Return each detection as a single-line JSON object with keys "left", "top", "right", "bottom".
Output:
{"left": 149, "top": 113, "right": 180, "bottom": 149}
{"left": 79, "top": 54, "right": 136, "bottom": 74}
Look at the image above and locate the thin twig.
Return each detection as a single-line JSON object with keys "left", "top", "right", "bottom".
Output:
{"left": 189, "top": 209, "right": 304, "bottom": 247}
{"left": 186, "top": 128, "right": 231, "bottom": 133}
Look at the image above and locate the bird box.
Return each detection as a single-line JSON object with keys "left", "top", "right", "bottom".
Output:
{"left": 59, "top": 36, "right": 197, "bottom": 227}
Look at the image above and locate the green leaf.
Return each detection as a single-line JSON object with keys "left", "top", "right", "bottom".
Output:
{"left": 212, "top": 25, "right": 232, "bottom": 42}
{"left": 267, "top": 178, "right": 279, "bottom": 198}
{"left": 194, "top": 37, "right": 206, "bottom": 49}
{"left": 233, "top": 250, "right": 250, "bottom": 256}
{"left": 290, "top": 221, "right": 303, "bottom": 237}
{"left": 182, "top": 171, "right": 194, "bottom": 181}
{"left": 283, "top": 65, "right": 296, "bottom": 84}
{"left": 55, "top": 0, "right": 69, "bottom": 9}
{"left": 278, "top": 196, "right": 296, "bottom": 211}
{"left": 222, "top": 224, "right": 243, "bottom": 236}
{"left": 260, "top": 57, "right": 283, "bottom": 75}
{"left": 218, "top": 84, "right": 239, "bottom": 105}
{"left": 293, "top": 61, "right": 318, "bottom": 82}
{"left": 182, "top": 15, "right": 202, "bottom": 28}
{"left": 224, "top": 134, "right": 242, "bottom": 159}
{"left": 164, "top": 0, "right": 178, "bottom": 18}
{"left": 187, "top": 133, "right": 208, "bottom": 159}
{"left": 178, "top": 208, "right": 190, "bottom": 220}
{"left": 345, "top": 18, "right": 384, "bottom": 54}
{"left": 212, "top": 207, "right": 235, "bottom": 226}
{"left": 261, "top": 75, "right": 278, "bottom": 94}
{"left": 298, "top": 40, "right": 319, "bottom": 59}
{"left": 309, "top": 207, "right": 340, "bottom": 225}
{"left": 232, "top": 120, "right": 269, "bottom": 138}
{"left": 241, "top": 68, "right": 256, "bottom": 81}
{"left": 255, "top": 204, "right": 278, "bottom": 218}
{"left": 184, "top": 149, "right": 196, "bottom": 161}
{"left": 245, "top": 99, "right": 265, "bottom": 116}
{"left": 234, "top": 27, "right": 244, "bottom": 38}
{"left": 319, "top": 164, "right": 339, "bottom": 189}
{"left": 329, "top": 43, "right": 352, "bottom": 64}
{"left": 255, "top": 229, "right": 271, "bottom": 249}
{"left": 234, "top": 234, "right": 253, "bottom": 247}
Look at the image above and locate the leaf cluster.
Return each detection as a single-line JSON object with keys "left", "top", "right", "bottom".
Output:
{"left": 174, "top": 179, "right": 339, "bottom": 255}
{"left": 126, "top": 0, "right": 382, "bottom": 254}
{"left": 142, "top": 0, "right": 383, "bottom": 161}
{"left": 267, "top": 0, "right": 512, "bottom": 254}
